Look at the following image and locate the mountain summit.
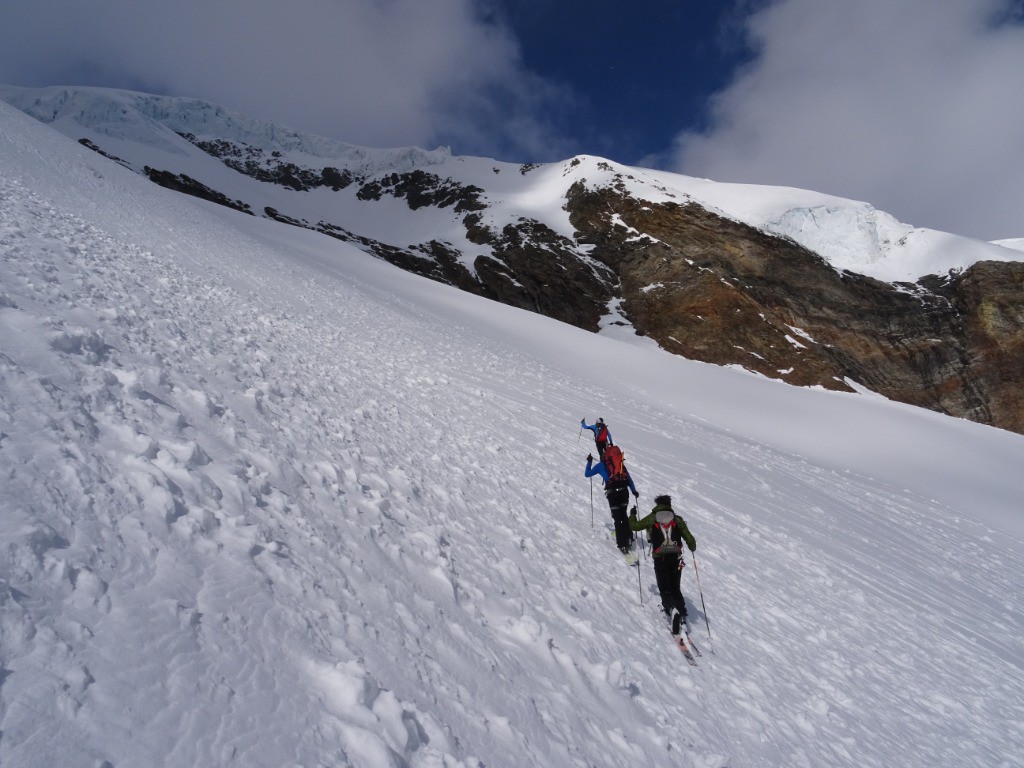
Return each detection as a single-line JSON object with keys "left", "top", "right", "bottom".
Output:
{"left": 3, "top": 85, "right": 1022, "bottom": 433}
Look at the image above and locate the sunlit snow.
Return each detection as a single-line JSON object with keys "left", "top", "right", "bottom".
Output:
{"left": 2, "top": 98, "right": 1023, "bottom": 768}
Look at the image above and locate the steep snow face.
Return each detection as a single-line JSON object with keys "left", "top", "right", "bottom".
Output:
{"left": 763, "top": 203, "right": 912, "bottom": 271}
{"left": 993, "top": 237, "right": 1024, "bottom": 253}
{"left": 758, "top": 203, "right": 1024, "bottom": 282}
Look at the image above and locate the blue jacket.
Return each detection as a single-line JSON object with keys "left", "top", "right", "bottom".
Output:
{"left": 585, "top": 457, "right": 638, "bottom": 496}
{"left": 581, "top": 419, "right": 613, "bottom": 445}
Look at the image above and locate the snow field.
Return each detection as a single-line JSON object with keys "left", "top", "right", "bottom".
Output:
{"left": 2, "top": 102, "right": 1023, "bottom": 768}
{"left": 1, "top": 173, "right": 723, "bottom": 766}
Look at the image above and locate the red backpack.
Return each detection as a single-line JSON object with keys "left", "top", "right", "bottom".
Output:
{"left": 603, "top": 445, "right": 626, "bottom": 481}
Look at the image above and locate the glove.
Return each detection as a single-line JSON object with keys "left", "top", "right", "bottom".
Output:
{"left": 586, "top": 453, "right": 593, "bottom": 463}
{"left": 580, "top": 418, "right": 585, "bottom": 426}
{"left": 689, "top": 543, "right": 696, "bottom": 552}
{"left": 632, "top": 490, "right": 639, "bottom": 499}
{"left": 629, "top": 506, "right": 638, "bottom": 519}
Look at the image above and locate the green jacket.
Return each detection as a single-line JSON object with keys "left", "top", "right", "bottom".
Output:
{"left": 629, "top": 502, "right": 696, "bottom": 556}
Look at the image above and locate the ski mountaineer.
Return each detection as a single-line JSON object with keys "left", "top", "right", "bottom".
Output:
{"left": 584, "top": 446, "right": 639, "bottom": 556}
{"left": 629, "top": 495, "right": 696, "bottom": 636}
{"left": 580, "top": 417, "right": 612, "bottom": 459}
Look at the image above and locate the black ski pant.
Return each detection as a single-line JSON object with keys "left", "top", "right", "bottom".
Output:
{"left": 653, "top": 553, "right": 687, "bottom": 619}
{"left": 606, "top": 485, "right": 633, "bottom": 550}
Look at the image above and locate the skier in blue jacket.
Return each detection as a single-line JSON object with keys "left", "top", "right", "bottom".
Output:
{"left": 585, "top": 446, "right": 639, "bottom": 555}
{"left": 580, "top": 417, "right": 612, "bottom": 458}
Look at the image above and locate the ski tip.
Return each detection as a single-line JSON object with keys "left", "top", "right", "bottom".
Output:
{"left": 674, "top": 637, "right": 698, "bottom": 665}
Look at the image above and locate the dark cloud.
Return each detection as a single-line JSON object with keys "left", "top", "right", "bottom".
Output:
{"left": 0, "top": 0, "right": 576, "bottom": 160}
{"left": 670, "top": 0, "right": 1024, "bottom": 240}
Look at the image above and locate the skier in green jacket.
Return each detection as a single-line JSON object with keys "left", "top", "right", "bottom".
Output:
{"left": 630, "top": 495, "right": 696, "bottom": 636}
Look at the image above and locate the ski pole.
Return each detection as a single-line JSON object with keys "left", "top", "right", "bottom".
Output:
{"left": 692, "top": 553, "right": 713, "bottom": 651}
{"left": 590, "top": 475, "right": 594, "bottom": 528}
{"left": 636, "top": 556, "right": 643, "bottom": 606}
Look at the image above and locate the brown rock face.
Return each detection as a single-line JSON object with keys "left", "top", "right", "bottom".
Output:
{"left": 565, "top": 184, "right": 1024, "bottom": 434}
{"left": 929, "top": 262, "right": 1024, "bottom": 432}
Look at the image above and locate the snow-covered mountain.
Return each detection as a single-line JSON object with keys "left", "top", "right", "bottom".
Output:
{"left": 4, "top": 85, "right": 1024, "bottom": 437}
{"left": 6, "top": 84, "right": 1024, "bottom": 441}
{"left": 3, "top": 84, "right": 1019, "bottom": 284}
{"left": 3, "top": 93, "right": 1024, "bottom": 768}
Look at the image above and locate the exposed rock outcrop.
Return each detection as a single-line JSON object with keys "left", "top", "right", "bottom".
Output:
{"left": 146, "top": 167, "right": 253, "bottom": 214}
{"left": 565, "top": 183, "right": 1024, "bottom": 432}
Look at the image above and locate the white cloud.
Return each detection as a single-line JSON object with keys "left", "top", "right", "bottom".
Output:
{"left": 0, "top": 0, "right": 575, "bottom": 160}
{"left": 670, "top": 0, "right": 1024, "bottom": 240}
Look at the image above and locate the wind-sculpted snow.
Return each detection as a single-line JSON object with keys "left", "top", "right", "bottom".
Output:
{"left": 2, "top": 100, "right": 1024, "bottom": 767}
{"left": 762, "top": 203, "right": 1024, "bottom": 283}
{"left": 763, "top": 203, "right": 911, "bottom": 272}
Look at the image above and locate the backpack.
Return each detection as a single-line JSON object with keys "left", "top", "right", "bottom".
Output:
{"left": 652, "top": 508, "right": 682, "bottom": 555}
{"left": 595, "top": 423, "right": 609, "bottom": 444}
{"left": 603, "top": 445, "right": 626, "bottom": 482}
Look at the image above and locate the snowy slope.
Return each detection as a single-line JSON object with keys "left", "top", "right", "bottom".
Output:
{"left": 2, "top": 100, "right": 1024, "bottom": 768}
{"left": 3, "top": 84, "right": 1023, "bottom": 289}
{"left": 994, "top": 237, "right": 1024, "bottom": 253}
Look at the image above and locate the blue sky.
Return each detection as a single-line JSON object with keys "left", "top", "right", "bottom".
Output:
{"left": 488, "top": 1, "right": 752, "bottom": 166}
{"left": 1, "top": 0, "right": 1022, "bottom": 240}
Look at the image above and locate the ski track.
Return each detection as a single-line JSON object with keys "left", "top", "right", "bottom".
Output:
{"left": 2, "top": 149, "right": 1023, "bottom": 768}
{"left": 620, "top": 409, "right": 1024, "bottom": 767}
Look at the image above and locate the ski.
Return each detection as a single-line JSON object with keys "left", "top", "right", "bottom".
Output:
{"left": 674, "top": 633, "right": 699, "bottom": 666}
{"left": 685, "top": 629, "right": 703, "bottom": 657}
